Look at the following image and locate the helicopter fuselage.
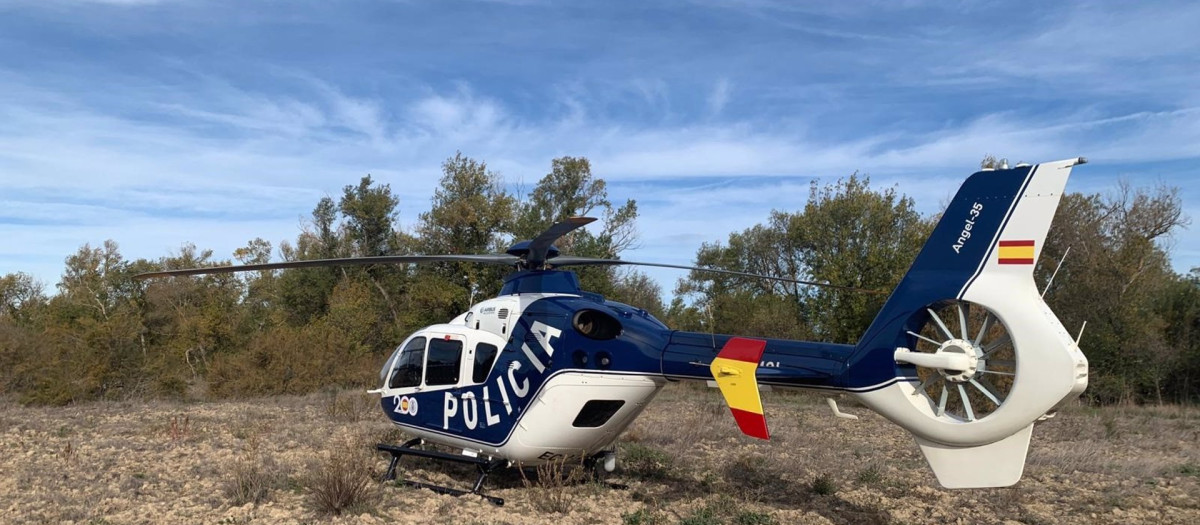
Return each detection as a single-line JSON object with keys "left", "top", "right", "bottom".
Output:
{"left": 375, "top": 270, "right": 864, "bottom": 464}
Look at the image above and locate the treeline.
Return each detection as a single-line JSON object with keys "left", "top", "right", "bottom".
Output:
{"left": 1, "top": 155, "right": 1197, "bottom": 405}
{"left": 0, "top": 154, "right": 651, "bottom": 404}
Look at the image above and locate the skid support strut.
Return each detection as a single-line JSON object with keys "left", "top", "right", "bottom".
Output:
{"left": 376, "top": 439, "right": 506, "bottom": 506}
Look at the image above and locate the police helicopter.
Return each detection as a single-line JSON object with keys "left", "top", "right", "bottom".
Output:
{"left": 139, "top": 158, "right": 1090, "bottom": 504}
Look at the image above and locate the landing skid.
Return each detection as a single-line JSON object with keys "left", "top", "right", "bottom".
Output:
{"left": 376, "top": 438, "right": 507, "bottom": 506}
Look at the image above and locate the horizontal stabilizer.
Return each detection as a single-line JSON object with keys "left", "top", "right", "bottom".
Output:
{"left": 915, "top": 424, "right": 1034, "bottom": 488}
{"left": 710, "top": 337, "right": 769, "bottom": 440}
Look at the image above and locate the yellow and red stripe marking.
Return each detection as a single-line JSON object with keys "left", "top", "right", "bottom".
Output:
{"left": 710, "top": 337, "right": 770, "bottom": 440}
{"left": 998, "top": 239, "right": 1035, "bottom": 265}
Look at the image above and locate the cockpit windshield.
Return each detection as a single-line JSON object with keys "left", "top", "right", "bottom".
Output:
{"left": 388, "top": 336, "right": 426, "bottom": 389}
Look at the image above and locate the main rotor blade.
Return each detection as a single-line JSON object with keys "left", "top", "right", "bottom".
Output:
{"left": 548, "top": 256, "right": 886, "bottom": 294}
{"left": 527, "top": 216, "right": 596, "bottom": 267}
{"left": 135, "top": 254, "right": 519, "bottom": 279}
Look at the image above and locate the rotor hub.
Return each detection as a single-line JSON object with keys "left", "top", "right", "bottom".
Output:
{"left": 933, "top": 338, "right": 981, "bottom": 383}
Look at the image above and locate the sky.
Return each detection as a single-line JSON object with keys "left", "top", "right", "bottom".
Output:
{"left": 1, "top": 0, "right": 1197, "bottom": 297}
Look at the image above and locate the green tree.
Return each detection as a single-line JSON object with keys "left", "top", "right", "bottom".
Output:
{"left": 1039, "top": 183, "right": 1189, "bottom": 403}
{"left": 515, "top": 156, "right": 638, "bottom": 295}
{"left": 609, "top": 269, "right": 666, "bottom": 319}
{"left": 676, "top": 175, "right": 932, "bottom": 343}
{"left": 0, "top": 272, "right": 45, "bottom": 322}
{"left": 415, "top": 152, "right": 517, "bottom": 317}
{"left": 277, "top": 200, "right": 347, "bottom": 325}
{"left": 340, "top": 175, "right": 400, "bottom": 257}
{"left": 15, "top": 241, "right": 152, "bottom": 404}
{"left": 790, "top": 175, "right": 933, "bottom": 342}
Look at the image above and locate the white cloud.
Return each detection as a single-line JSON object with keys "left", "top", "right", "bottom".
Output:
{"left": 707, "top": 78, "right": 731, "bottom": 117}
{"left": 2, "top": 0, "right": 1199, "bottom": 290}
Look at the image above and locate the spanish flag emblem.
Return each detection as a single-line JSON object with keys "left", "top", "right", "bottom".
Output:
{"left": 998, "top": 240, "right": 1035, "bottom": 265}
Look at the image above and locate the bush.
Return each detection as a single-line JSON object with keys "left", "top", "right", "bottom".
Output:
{"left": 855, "top": 464, "right": 883, "bottom": 484}
{"left": 735, "top": 511, "right": 777, "bottom": 525}
{"left": 810, "top": 473, "right": 838, "bottom": 495}
{"left": 724, "top": 454, "right": 775, "bottom": 501}
{"left": 620, "top": 442, "right": 673, "bottom": 480}
{"left": 679, "top": 505, "right": 720, "bottom": 525}
{"left": 224, "top": 455, "right": 278, "bottom": 505}
{"left": 306, "top": 443, "right": 377, "bottom": 515}
{"left": 622, "top": 507, "right": 668, "bottom": 525}
{"left": 522, "top": 458, "right": 590, "bottom": 514}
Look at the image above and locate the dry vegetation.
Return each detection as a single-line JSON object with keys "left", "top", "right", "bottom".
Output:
{"left": 2, "top": 383, "right": 1198, "bottom": 524}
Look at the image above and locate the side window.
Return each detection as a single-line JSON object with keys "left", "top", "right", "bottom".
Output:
{"left": 389, "top": 337, "right": 426, "bottom": 389}
{"left": 472, "top": 343, "right": 499, "bottom": 383}
{"left": 425, "top": 338, "right": 463, "bottom": 386}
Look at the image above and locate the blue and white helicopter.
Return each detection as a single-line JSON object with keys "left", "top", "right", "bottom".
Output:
{"left": 142, "top": 158, "right": 1089, "bottom": 503}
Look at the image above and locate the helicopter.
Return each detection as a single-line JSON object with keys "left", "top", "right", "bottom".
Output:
{"left": 139, "top": 157, "right": 1090, "bottom": 504}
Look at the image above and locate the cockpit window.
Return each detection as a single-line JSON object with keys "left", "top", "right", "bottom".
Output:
{"left": 388, "top": 337, "right": 426, "bottom": 389}
{"left": 380, "top": 345, "right": 404, "bottom": 386}
{"left": 472, "top": 342, "right": 499, "bottom": 383}
{"left": 425, "top": 338, "right": 463, "bottom": 386}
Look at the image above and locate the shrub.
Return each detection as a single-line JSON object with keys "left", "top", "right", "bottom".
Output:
{"left": 679, "top": 505, "right": 720, "bottom": 525}
{"left": 224, "top": 455, "right": 277, "bottom": 505}
{"left": 855, "top": 464, "right": 883, "bottom": 484}
{"left": 810, "top": 473, "right": 838, "bottom": 495}
{"left": 306, "top": 444, "right": 377, "bottom": 515}
{"left": 735, "top": 511, "right": 777, "bottom": 525}
{"left": 622, "top": 507, "right": 668, "bottom": 525}
{"left": 724, "top": 454, "right": 775, "bottom": 501}
{"left": 521, "top": 458, "right": 589, "bottom": 513}
{"left": 621, "top": 442, "right": 673, "bottom": 480}
{"left": 223, "top": 429, "right": 281, "bottom": 505}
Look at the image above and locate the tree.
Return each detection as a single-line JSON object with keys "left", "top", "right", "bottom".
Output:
{"left": 0, "top": 272, "right": 45, "bottom": 322}
{"left": 675, "top": 174, "right": 932, "bottom": 343}
{"left": 415, "top": 153, "right": 517, "bottom": 315}
{"left": 419, "top": 153, "right": 516, "bottom": 255}
{"left": 790, "top": 175, "right": 933, "bottom": 342}
{"left": 515, "top": 157, "right": 639, "bottom": 294}
{"left": 340, "top": 175, "right": 400, "bottom": 257}
{"left": 609, "top": 269, "right": 666, "bottom": 319}
{"left": 277, "top": 200, "right": 347, "bottom": 325}
{"left": 1039, "top": 183, "right": 1190, "bottom": 403}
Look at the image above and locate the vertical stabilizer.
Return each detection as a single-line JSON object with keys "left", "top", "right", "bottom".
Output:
{"left": 844, "top": 158, "right": 1089, "bottom": 488}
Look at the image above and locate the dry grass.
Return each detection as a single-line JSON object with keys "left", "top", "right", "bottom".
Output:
{"left": 321, "top": 389, "right": 378, "bottom": 423}
{"left": 1, "top": 386, "right": 1198, "bottom": 524}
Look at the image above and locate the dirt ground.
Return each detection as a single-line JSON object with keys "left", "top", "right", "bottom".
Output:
{"left": 2, "top": 383, "right": 1198, "bottom": 524}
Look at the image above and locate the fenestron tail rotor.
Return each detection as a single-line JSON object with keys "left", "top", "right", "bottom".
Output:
{"left": 894, "top": 300, "right": 1016, "bottom": 423}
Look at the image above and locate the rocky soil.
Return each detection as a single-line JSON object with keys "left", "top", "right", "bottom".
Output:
{"left": 2, "top": 384, "right": 1198, "bottom": 524}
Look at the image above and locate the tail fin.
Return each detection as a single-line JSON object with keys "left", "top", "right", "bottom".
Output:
{"left": 847, "top": 158, "right": 1090, "bottom": 488}
{"left": 710, "top": 337, "right": 770, "bottom": 440}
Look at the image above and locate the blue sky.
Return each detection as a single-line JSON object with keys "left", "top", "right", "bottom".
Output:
{"left": 1, "top": 0, "right": 1197, "bottom": 295}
